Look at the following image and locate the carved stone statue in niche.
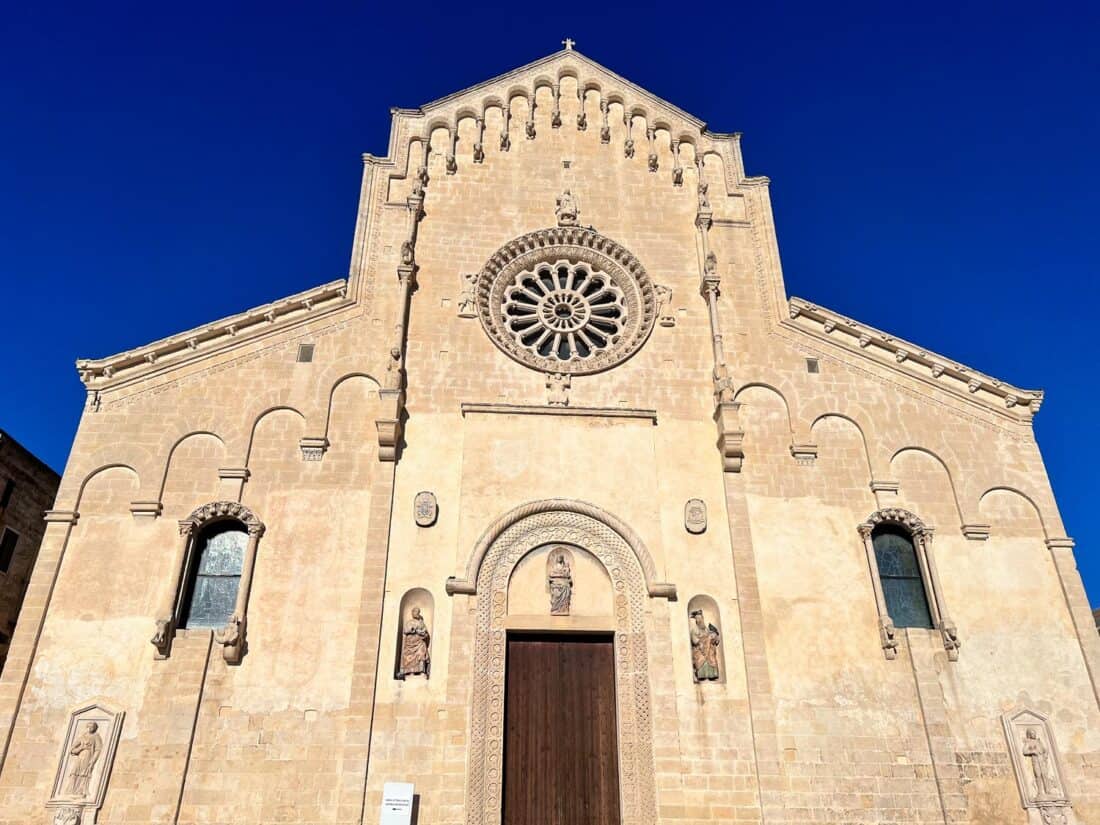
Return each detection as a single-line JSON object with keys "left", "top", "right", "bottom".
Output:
{"left": 555, "top": 189, "right": 579, "bottom": 227}
{"left": 398, "top": 607, "right": 430, "bottom": 678}
{"left": 65, "top": 722, "right": 102, "bottom": 797}
{"left": 1023, "top": 728, "right": 1061, "bottom": 801}
{"left": 690, "top": 609, "right": 720, "bottom": 681}
{"left": 548, "top": 552, "right": 573, "bottom": 615}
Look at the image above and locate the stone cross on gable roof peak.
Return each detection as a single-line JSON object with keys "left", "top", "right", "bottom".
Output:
{"left": 562, "top": 38, "right": 575, "bottom": 51}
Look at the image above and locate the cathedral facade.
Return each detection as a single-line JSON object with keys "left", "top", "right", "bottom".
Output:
{"left": 0, "top": 46, "right": 1097, "bottom": 825}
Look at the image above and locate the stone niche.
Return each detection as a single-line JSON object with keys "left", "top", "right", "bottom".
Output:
{"left": 46, "top": 702, "right": 125, "bottom": 824}
{"left": 507, "top": 543, "right": 612, "bottom": 621}
{"left": 393, "top": 587, "right": 434, "bottom": 681}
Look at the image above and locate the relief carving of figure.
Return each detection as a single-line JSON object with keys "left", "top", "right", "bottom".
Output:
{"left": 704, "top": 251, "right": 718, "bottom": 275}
{"left": 698, "top": 181, "right": 710, "bottom": 211}
{"left": 713, "top": 365, "right": 735, "bottom": 404}
{"left": 400, "top": 240, "right": 415, "bottom": 266}
{"left": 472, "top": 142, "right": 485, "bottom": 163}
{"left": 1022, "top": 728, "right": 1060, "bottom": 800}
{"left": 555, "top": 190, "right": 579, "bottom": 227}
{"left": 53, "top": 807, "right": 81, "bottom": 825}
{"left": 624, "top": 138, "right": 635, "bottom": 158}
{"left": 690, "top": 609, "right": 720, "bottom": 681}
{"left": 576, "top": 111, "right": 587, "bottom": 130}
{"left": 398, "top": 607, "right": 430, "bottom": 678}
{"left": 384, "top": 346, "right": 405, "bottom": 391}
{"left": 648, "top": 152, "right": 658, "bottom": 172}
{"left": 150, "top": 618, "right": 171, "bottom": 653}
{"left": 548, "top": 553, "right": 573, "bottom": 616}
{"left": 65, "top": 722, "right": 103, "bottom": 797}
{"left": 525, "top": 119, "right": 536, "bottom": 140}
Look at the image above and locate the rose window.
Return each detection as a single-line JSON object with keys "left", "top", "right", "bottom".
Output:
{"left": 502, "top": 263, "right": 626, "bottom": 362}
{"left": 477, "top": 227, "right": 657, "bottom": 375}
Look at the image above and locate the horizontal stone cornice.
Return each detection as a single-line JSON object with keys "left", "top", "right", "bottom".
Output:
{"left": 787, "top": 297, "right": 1043, "bottom": 420}
{"left": 75, "top": 279, "right": 350, "bottom": 389}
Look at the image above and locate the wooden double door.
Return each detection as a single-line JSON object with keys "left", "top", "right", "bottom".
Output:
{"left": 502, "top": 633, "right": 621, "bottom": 825}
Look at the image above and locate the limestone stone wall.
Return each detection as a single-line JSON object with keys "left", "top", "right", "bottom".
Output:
{"left": 0, "top": 431, "right": 59, "bottom": 672}
{"left": 0, "top": 47, "right": 1095, "bottom": 825}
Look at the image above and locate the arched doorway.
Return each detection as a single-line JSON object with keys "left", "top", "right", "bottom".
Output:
{"left": 451, "top": 500, "right": 672, "bottom": 825}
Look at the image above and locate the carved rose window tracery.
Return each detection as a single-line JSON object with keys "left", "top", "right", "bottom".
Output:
{"left": 477, "top": 226, "right": 657, "bottom": 375}
{"left": 502, "top": 262, "right": 626, "bottom": 363}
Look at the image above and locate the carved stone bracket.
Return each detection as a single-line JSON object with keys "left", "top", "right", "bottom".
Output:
{"left": 790, "top": 443, "right": 818, "bottom": 466}
{"left": 129, "top": 501, "right": 162, "bottom": 519}
{"left": 298, "top": 437, "right": 329, "bottom": 462}
{"left": 376, "top": 388, "right": 405, "bottom": 463}
{"left": 713, "top": 402, "right": 745, "bottom": 473}
{"left": 962, "top": 523, "right": 992, "bottom": 540}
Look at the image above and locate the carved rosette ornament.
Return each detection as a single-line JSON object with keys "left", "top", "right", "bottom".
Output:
{"left": 476, "top": 225, "right": 657, "bottom": 376}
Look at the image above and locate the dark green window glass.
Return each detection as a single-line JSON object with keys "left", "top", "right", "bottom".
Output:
{"left": 873, "top": 525, "right": 933, "bottom": 629}
{"left": 181, "top": 523, "right": 246, "bottom": 629}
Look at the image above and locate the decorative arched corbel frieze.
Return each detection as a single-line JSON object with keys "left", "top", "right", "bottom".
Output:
{"left": 858, "top": 507, "right": 960, "bottom": 661}
{"left": 445, "top": 498, "right": 676, "bottom": 600}
{"left": 152, "top": 501, "right": 265, "bottom": 663}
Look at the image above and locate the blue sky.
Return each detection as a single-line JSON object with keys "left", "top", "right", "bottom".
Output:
{"left": 2, "top": 2, "right": 1098, "bottom": 605}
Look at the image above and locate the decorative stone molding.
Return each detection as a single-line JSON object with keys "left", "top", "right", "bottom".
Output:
{"left": 446, "top": 498, "right": 676, "bottom": 601}
{"left": 129, "top": 501, "right": 162, "bottom": 519}
{"left": 414, "top": 491, "right": 438, "bottom": 527}
{"left": 76, "top": 279, "right": 349, "bottom": 389}
{"left": 962, "top": 523, "right": 992, "bottom": 540}
{"left": 457, "top": 502, "right": 660, "bottom": 825}
{"left": 47, "top": 702, "right": 125, "bottom": 824}
{"left": 1002, "top": 708, "right": 1078, "bottom": 824}
{"left": 459, "top": 402, "right": 657, "bottom": 423}
{"left": 858, "top": 508, "right": 960, "bottom": 661}
{"left": 869, "top": 479, "right": 900, "bottom": 494}
{"left": 153, "top": 501, "right": 265, "bottom": 662}
{"left": 475, "top": 225, "right": 657, "bottom": 376}
{"left": 298, "top": 437, "right": 329, "bottom": 461}
{"left": 684, "top": 499, "right": 706, "bottom": 534}
{"left": 217, "top": 467, "right": 250, "bottom": 482}
{"left": 787, "top": 298, "right": 1042, "bottom": 419}
{"left": 43, "top": 510, "right": 79, "bottom": 525}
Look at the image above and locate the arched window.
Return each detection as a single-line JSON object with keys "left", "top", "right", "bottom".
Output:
{"left": 871, "top": 524, "right": 932, "bottom": 629}
{"left": 859, "top": 508, "right": 960, "bottom": 661}
{"left": 151, "top": 501, "right": 264, "bottom": 663}
{"left": 180, "top": 522, "right": 248, "bottom": 629}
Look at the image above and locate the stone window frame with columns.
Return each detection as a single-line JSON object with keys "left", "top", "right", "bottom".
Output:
{"left": 150, "top": 500, "right": 265, "bottom": 664}
{"left": 446, "top": 499, "right": 676, "bottom": 825}
{"left": 858, "top": 507, "right": 960, "bottom": 661}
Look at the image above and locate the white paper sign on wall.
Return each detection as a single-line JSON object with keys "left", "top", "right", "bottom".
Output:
{"left": 381, "top": 781, "right": 415, "bottom": 825}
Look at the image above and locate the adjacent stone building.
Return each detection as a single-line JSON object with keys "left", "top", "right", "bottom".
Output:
{"left": 0, "top": 430, "right": 59, "bottom": 673}
{"left": 0, "top": 44, "right": 1097, "bottom": 825}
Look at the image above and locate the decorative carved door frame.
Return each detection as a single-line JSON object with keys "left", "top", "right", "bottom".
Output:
{"left": 453, "top": 500, "right": 670, "bottom": 825}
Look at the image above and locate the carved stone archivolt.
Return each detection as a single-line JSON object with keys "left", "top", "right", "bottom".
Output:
{"left": 458, "top": 502, "right": 661, "bottom": 825}
{"left": 476, "top": 226, "right": 657, "bottom": 376}
{"left": 47, "top": 703, "right": 124, "bottom": 824}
